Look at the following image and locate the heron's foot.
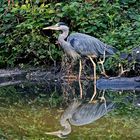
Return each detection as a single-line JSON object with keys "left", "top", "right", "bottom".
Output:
{"left": 109, "top": 68, "right": 130, "bottom": 80}
{"left": 98, "top": 59, "right": 105, "bottom": 65}
{"left": 89, "top": 99, "right": 98, "bottom": 104}
{"left": 118, "top": 69, "right": 130, "bottom": 77}
{"left": 97, "top": 60, "right": 109, "bottom": 78}
{"left": 118, "top": 63, "right": 130, "bottom": 77}
{"left": 101, "top": 71, "right": 110, "bottom": 78}
{"left": 89, "top": 89, "right": 97, "bottom": 102}
{"left": 98, "top": 96, "right": 106, "bottom": 102}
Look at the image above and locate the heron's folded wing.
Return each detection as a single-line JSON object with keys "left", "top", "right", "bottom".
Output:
{"left": 67, "top": 33, "right": 109, "bottom": 57}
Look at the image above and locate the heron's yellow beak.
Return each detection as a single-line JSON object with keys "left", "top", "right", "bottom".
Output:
{"left": 45, "top": 131, "right": 60, "bottom": 135}
{"left": 45, "top": 131, "right": 66, "bottom": 138}
{"left": 43, "top": 25, "right": 59, "bottom": 30}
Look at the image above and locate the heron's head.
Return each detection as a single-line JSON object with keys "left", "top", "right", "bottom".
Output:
{"left": 43, "top": 22, "right": 69, "bottom": 32}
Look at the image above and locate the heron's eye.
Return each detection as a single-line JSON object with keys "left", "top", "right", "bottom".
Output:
{"left": 55, "top": 23, "right": 59, "bottom": 27}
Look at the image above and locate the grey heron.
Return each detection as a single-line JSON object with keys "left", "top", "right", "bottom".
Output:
{"left": 43, "top": 22, "right": 117, "bottom": 86}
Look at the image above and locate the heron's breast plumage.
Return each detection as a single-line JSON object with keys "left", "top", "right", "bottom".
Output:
{"left": 59, "top": 39, "right": 81, "bottom": 60}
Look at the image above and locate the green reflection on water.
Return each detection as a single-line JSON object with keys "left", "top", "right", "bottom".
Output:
{"left": 0, "top": 83, "right": 140, "bottom": 140}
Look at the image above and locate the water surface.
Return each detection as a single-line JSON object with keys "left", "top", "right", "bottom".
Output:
{"left": 0, "top": 75, "right": 140, "bottom": 140}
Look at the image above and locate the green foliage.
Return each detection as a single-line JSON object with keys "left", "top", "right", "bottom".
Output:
{"left": 0, "top": 0, "right": 140, "bottom": 68}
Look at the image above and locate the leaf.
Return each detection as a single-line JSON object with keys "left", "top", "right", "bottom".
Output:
{"left": 0, "top": 39, "right": 4, "bottom": 44}
{"left": 0, "top": 8, "right": 4, "bottom": 12}
{"left": 48, "top": 9, "right": 55, "bottom": 14}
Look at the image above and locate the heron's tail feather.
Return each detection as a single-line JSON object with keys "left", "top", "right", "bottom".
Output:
{"left": 105, "top": 45, "right": 118, "bottom": 55}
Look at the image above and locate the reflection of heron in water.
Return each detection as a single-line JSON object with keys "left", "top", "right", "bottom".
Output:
{"left": 46, "top": 100, "right": 115, "bottom": 138}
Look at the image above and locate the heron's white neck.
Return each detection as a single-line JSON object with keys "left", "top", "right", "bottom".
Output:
{"left": 58, "top": 29, "right": 69, "bottom": 45}
{"left": 57, "top": 28, "right": 80, "bottom": 60}
{"left": 60, "top": 119, "right": 72, "bottom": 135}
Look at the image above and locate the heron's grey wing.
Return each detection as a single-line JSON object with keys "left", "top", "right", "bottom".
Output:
{"left": 67, "top": 33, "right": 100, "bottom": 56}
{"left": 69, "top": 102, "right": 115, "bottom": 126}
{"left": 67, "top": 33, "right": 116, "bottom": 57}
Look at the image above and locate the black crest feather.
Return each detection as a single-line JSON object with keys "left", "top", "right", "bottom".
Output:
{"left": 58, "top": 22, "right": 66, "bottom": 26}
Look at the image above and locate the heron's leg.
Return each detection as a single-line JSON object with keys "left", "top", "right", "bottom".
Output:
{"left": 79, "top": 59, "right": 82, "bottom": 80}
{"left": 88, "top": 56, "right": 96, "bottom": 85}
{"left": 98, "top": 50, "right": 106, "bottom": 69}
{"left": 100, "top": 49, "right": 106, "bottom": 64}
{"left": 99, "top": 58, "right": 105, "bottom": 73}
{"left": 97, "top": 61, "right": 102, "bottom": 72}
{"left": 88, "top": 56, "right": 97, "bottom": 101}
{"left": 98, "top": 90, "right": 107, "bottom": 111}
{"left": 118, "top": 63, "right": 130, "bottom": 77}
{"left": 78, "top": 59, "right": 83, "bottom": 98}
{"left": 90, "top": 82, "right": 97, "bottom": 102}
{"left": 98, "top": 51, "right": 109, "bottom": 78}
{"left": 97, "top": 60, "right": 108, "bottom": 78}
{"left": 79, "top": 78, "right": 83, "bottom": 99}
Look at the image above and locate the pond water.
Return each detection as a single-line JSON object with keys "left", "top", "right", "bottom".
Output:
{"left": 0, "top": 72, "right": 140, "bottom": 140}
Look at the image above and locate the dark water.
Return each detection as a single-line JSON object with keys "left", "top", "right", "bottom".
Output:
{"left": 0, "top": 72, "right": 140, "bottom": 140}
